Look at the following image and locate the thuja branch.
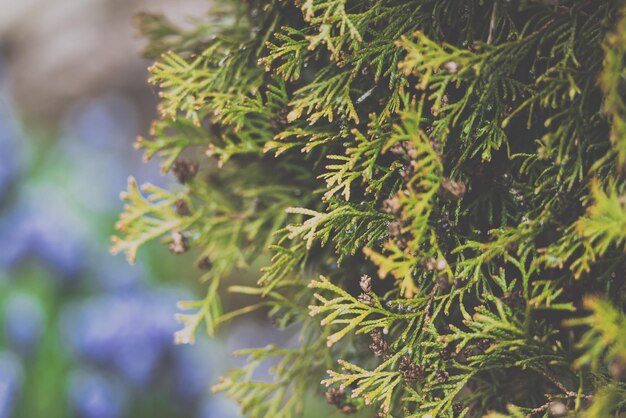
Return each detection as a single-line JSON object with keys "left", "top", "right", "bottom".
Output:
{"left": 117, "top": 1, "right": 626, "bottom": 416}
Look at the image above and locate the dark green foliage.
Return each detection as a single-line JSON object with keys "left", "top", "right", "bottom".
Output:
{"left": 114, "top": 1, "right": 626, "bottom": 416}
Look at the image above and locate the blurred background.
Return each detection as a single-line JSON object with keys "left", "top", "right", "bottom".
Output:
{"left": 0, "top": 1, "right": 262, "bottom": 417}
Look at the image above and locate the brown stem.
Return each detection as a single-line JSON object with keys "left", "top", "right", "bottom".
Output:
{"left": 487, "top": 0, "right": 499, "bottom": 44}
{"left": 419, "top": 283, "right": 439, "bottom": 334}
{"left": 535, "top": 368, "right": 572, "bottom": 395}
{"left": 526, "top": 400, "right": 551, "bottom": 418}
{"left": 525, "top": 369, "right": 593, "bottom": 417}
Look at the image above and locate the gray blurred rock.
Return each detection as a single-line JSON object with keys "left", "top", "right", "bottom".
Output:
{"left": 0, "top": 0, "right": 208, "bottom": 123}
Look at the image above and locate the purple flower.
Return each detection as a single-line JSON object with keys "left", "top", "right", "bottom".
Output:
{"left": 0, "top": 207, "right": 31, "bottom": 269}
{"left": 3, "top": 292, "right": 44, "bottom": 356}
{"left": 0, "top": 351, "right": 23, "bottom": 418}
{"left": 90, "top": 252, "right": 145, "bottom": 294}
{"left": 67, "top": 369, "right": 126, "bottom": 418}
{"left": 171, "top": 337, "right": 215, "bottom": 402}
{"left": 59, "top": 94, "right": 162, "bottom": 213}
{"left": 60, "top": 288, "right": 189, "bottom": 386}
{"left": 0, "top": 189, "right": 88, "bottom": 278}
{"left": 23, "top": 187, "right": 88, "bottom": 277}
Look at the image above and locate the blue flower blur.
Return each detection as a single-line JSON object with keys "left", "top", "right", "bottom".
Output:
{"left": 0, "top": 80, "right": 238, "bottom": 417}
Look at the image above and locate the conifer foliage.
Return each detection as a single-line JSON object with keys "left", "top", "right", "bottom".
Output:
{"left": 114, "top": 1, "right": 626, "bottom": 416}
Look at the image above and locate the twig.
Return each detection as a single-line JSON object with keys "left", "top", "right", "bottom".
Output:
{"left": 419, "top": 283, "right": 439, "bottom": 333}
{"left": 487, "top": 0, "right": 499, "bottom": 44}
{"left": 525, "top": 368, "right": 593, "bottom": 417}
{"left": 535, "top": 368, "right": 572, "bottom": 395}
{"left": 526, "top": 401, "right": 551, "bottom": 417}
